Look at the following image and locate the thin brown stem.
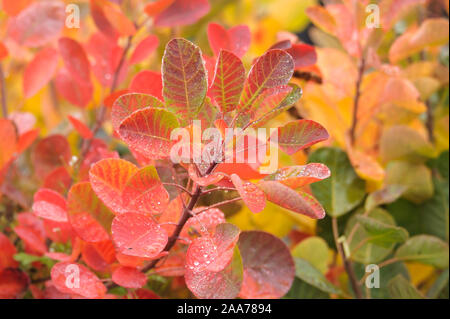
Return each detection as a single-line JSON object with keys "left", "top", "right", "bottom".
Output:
{"left": 76, "top": 35, "right": 134, "bottom": 170}
{"left": 194, "top": 197, "right": 242, "bottom": 214}
{"left": 141, "top": 162, "right": 219, "bottom": 275}
{"left": 358, "top": 257, "right": 399, "bottom": 285}
{"left": 332, "top": 217, "right": 364, "bottom": 299}
{"left": 200, "top": 187, "right": 236, "bottom": 195}
{"left": 162, "top": 183, "right": 193, "bottom": 196}
{"left": 0, "top": 64, "right": 7, "bottom": 118}
{"left": 349, "top": 57, "right": 365, "bottom": 145}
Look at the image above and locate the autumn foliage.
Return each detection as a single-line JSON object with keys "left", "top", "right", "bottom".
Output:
{"left": 0, "top": 0, "right": 449, "bottom": 300}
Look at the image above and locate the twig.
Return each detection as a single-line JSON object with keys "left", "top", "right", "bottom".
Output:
{"left": 200, "top": 187, "right": 236, "bottom": 195}
{"left": 332, "top": 217, "right": 364, "bottom": 299}
{"left": 349, "top": 57, "right": 366, "bottom": 145}
{"left": 76, "top": 35, "right": 134, "bottom": 169}
{"left": 141, "top": 162, "right": 219, "bottom": 275}
{"left": 358, "top": 257, "right": 399, "bottom": 285}
{"left": 162, "top": 183, "right": 193, "bottom": 196}
{"left": 0, "top": 64, "right": 7, "bottom": 118}
{"left": 194, "top": 197, "right": 242, "bottom": 214}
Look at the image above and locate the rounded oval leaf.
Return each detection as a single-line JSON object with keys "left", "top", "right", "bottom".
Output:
{"left": 238, "top": 231, "right": 295, "bottom": 299}
{"left": 111, "top": 212, "right": 168, "bottom": 258}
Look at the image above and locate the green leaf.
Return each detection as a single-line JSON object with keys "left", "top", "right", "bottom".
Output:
{"left": 309, "top": 147, "right": 366, "bottom": 217}
{"left": 365, "top": 185, "right": 407, "bottom": 212}
{"left": 395, "top": 235, "right": 449, "bottom": 268}
{"left": 292, "top": 236, "right": 329, "bottom": 273}
{"left": 385, "top": 161, "right": 434, "bottom": 204}
{"left": 293, "top": 257, "right": 341, "bottom": 295}
{"left": 380, "top": 125, "right": 437, "bottom": 163}
{"left": 283, "top": 277, "right": 330, "bottom": 299}
{"left": 388, "top": 275, "right": 424, "bottom": 299}
{"left": 14, "top": 252, "right": 54, "bottom": 268}
{"left": 162, "top": 38, "right": 207, "bottom": 124}
{"left": 353, "top": 260, "right": 410, "bottom": 299}
{"left": 427, "top": 268, "right": 449, "bottom": 298}
{"left": 355, "top": 215, "right": 409, "bottom": 248}
{"left": 345, "top": 208, "right": 399, "bottom": 264}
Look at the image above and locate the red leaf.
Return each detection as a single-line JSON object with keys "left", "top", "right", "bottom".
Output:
{"left": 23, "top": 47, "right": 59, "bottom": 98}
{"left": 129, "top": 35, "right": 159, "bottom": 64}
{"left": 181, "top": 207, "right": 226, "bottom": 238}
{"left": 42, "top": 167, "right": 72, "bottom": 194}
{"left": 153, "top": 252, "right": 185, "bottom": 277}
{"left": 90, "top": 1, "right": 119, "bottom": 39}
{"left": 89, "top": 158, "right": 138, "bottom": 214}
{"left": 129, "top": 71, "right": 163, "bottom": 99}
{"left": 58, "top": 38, "right": 91, "bottom": 83}
{"left": 102, "top": 2, "right": 136, "bottom": 37}
{"left": 85, "top": 33, "right": 127, "bottom": 86}
{"left": 210, "top": 50, "right": 245, "bottom": 113}
{"left": 0, "top": 119, "right": 17, "bottom": 168}
{"left": 238, "top": 50, "right": 294, "bottom": 113}
{"left": 7, "top": 1, "right": 65, "bottom": 47}
{"left": 258, "top": 181, "right": 326, "bottom": 219}
{"left": 31, "top": 135, "right": 71, "bottom": 179}
{"left": 111, "top": 212, "right": 168, "bottom": 258}
{"left": 32, "top": 188, "right": 68, "bottom": 222}
{"left": 112, "top": 93, "right": 164, "bottom": 133}
{"left": 185, "top": 244, "right": 242, "bottom": 299}
{"left": 158, "top": 196, "right": 184, "bottom": 234}
{"left": 274, "top": 119, "right": 329, "bottom": 155}
{"left": 162, "top": 38, "right": 207, "bottom": 124}
{"left": 238, "top": 231, "right": 295, "bottom": 299}
{"left": 0, "top": 232, "right": 18, "bottom": 270}
{"left": 82, "top": 240, "right": 115, "bottom": 271}
{"left": 144, "top": 0, "right": 175, "bottom": 16}
{"left": 17, "top": 212, "right": 46, "bottom": 239}
{"left": 286, "top": 43, "right": 317, "bottom": 69}
{"left": 67, "top": 182, "right": 114, "bottom": 242}
{"left": 1, "top": 0, "right": 32, "bottom": 16}
{"left": 118, "top": 107, "right": 180, "bottom": 160}
{"left": 16, "top": 129, "right": 39, "bottom": 154}
{"left": 79, "top": 139, "right": 119, "bottom": 181}
{"left": 188, "top": 165, "right": 225, "bottom": 187}
{"left": 207, "top": 23, "right": 251, "bottom": 58}
{"left": 0, "top": 41, "right": 8, "bottom": 60}
{"left": 51, "top": 261, "right": 106, "bottom": 299}
{"left": 230, "top": 174, "right": 266, "bottom": 213}
{"left": 0, "top": 269, "right": 29, "bottom": 299}
{"left": 43, "top": 219, "right": 73, "bottom": 244}
{"left": 186, "top": 223, "right": 240, "bottom": 273}
{"left": 112, "top": 266, "right": 147, "bottom": 288}
{"left": 122, "top": 166, "right": 170, "bottom": 215}
{"left": 68, "top": 115, "right": 93, "bottom": 139}
{"left": 54, "top": 68, "right": 93, "bottom": 107}
{"left": 154, "top": 0, "right": 210, "bottom": 27}
{"left": 263, "top": 163, "right": 331, "bottom": 189}
{"left": 104, "top": 89, "right": 129, "bottom": 108}
{"left": 14, "top": 225, "right": 47, "bottom": 255}
{"left": 133, "top": 288, "right": 161, "bottom": 299}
